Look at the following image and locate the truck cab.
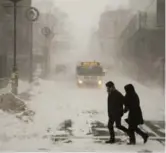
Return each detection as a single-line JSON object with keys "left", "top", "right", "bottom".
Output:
{"left": 76, "top": 61, "right": 105, "bottom": 87}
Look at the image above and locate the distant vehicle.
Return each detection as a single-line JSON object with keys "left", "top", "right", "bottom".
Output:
{"left": 55, "top": 64, "right": 66, "bottom": 74}
{"left": 76, "top": 61, "right": 105, "bottom": 87}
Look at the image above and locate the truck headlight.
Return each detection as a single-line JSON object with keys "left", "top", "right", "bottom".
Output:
{"left": 78, "top": 80, "right": 83, "bottom": 84}
{"left": 98, "top": 80, "right": 102, "bottom": 85}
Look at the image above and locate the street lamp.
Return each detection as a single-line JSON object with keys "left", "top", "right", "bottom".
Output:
{"left": 8, "top": 0, "right": 22, "bottom": 95}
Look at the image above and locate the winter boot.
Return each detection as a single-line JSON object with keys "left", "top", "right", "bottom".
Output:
{"left": 127, "top": 141, "right": 136, "bottom": 145}
{"left": 128, "top": 131, "right": 136, "bottom": 145}
{"left": 143, "top": 134, "right": 149, "bottom": 144}
{"left": 105, "top": 138, "right": 115, "bottom": 144}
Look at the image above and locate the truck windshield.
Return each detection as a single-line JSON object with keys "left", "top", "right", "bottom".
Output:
{"left": 77, "top": 66, "right": 103, "bottom": 76}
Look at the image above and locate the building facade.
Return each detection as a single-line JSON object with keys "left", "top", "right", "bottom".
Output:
{"left": 129, "top": 0, "right": 165, "bottom": 27}
{"left": 117, "top": 0, "right": 165, "bottom": 87}
{"left": 33, "top": 10, "right": 71, "bottom": 77}
{"left": 0, "top": 0, "right": 32, "bottom": 87}
{"left": 97, "top": 9, "right": 132, "bottom": 53}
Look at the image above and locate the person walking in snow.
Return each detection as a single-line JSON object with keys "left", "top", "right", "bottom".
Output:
{"left": 124, "top": 84, "right": 149, "bottom": 145}
{"left": 105, "top": 81, "right": 129, "bottom": 144}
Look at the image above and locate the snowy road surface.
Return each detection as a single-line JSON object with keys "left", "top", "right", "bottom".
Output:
{"left": 0, "top": 72, "right": 165, "bottom": 152}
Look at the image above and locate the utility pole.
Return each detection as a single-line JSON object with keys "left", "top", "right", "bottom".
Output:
{"left": 4, "top": 1, "right": 39, "bottom": 94}
{"left": 29, "top": 20, "right": 33, "bottom": 83}
{"left": 26, "top": 7, "right": 39, "bottom": 83}
{"left": 41, "top": 26, "right": 55, "bottom": 78}
{"left": 9, "top": 0, "right": 22, "bottom": 95}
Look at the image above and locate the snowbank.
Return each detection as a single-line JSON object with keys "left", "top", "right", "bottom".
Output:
{"left": 0, "top": 79, "right": 30, "bottom": 95}
{"left": 0, "top": 93, "right": 26, "bottom": 113}
{"left": 18, "top": 80, "right": 30, "bottom": 94}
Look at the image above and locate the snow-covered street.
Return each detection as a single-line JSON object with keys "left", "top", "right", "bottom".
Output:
{"left": 0, "top": 71, "right": 164, "bottom": 152}
{"left": 0, "top": 0, "right": 164, "bottom": 151}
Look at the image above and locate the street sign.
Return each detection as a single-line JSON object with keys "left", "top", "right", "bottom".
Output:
{"left": 26, "top": 7, "right": 39, "bottom": 21}
{"left": 41, "top": 27, "right": 51, "bottom": 37}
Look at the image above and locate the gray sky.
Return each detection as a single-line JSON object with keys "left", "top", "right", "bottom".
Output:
{"left": 54, "top": 0, "right": 129, "bottom": 52}
{"left": 33, "top": 0, "right": 129, "bottom": 29}
{"left": 33, "top": 0, "right": 129, "bottom": 58}
{"left": 54, "top": 0, "right": 129, "bottom": 28}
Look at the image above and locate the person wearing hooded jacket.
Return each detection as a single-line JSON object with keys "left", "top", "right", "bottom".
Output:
{"left": 124, "top": 84, "right": 149, "bottom": 145}
{"left": 105, "top": 81, "right": 129, "bottom": 144}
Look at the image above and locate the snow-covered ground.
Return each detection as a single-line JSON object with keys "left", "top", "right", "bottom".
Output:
{"left": 0, "top": 80, "right": 30, "bottom": 95}
{"left": 0, "top": 71, "right": 164, "bottom": 152}
{"left": 0, "top": 135, "right": 164, "bottom": 152}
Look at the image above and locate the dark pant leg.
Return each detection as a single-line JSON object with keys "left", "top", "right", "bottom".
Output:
{"left": 128, "top": 125, "right": 136, "bottom": 143}
{"left": 135, "top": 126, "right": 147, "bottom": 138}
{"left": 115, "top": 118, "right": 129, "bottom": 134}
{"left": 108, "top": 118, "right": 115, "bottom": 140}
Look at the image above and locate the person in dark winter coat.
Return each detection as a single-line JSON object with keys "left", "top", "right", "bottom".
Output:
{"left": 124, "top": 84, "right": 149, "bottom": 145}
{"left": 105, "top": 81, "right": 129, "bottom": 144}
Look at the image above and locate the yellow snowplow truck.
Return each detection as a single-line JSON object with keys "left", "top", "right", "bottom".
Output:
{"left": 76, "top": 61, "right": 105, "bottom": 87}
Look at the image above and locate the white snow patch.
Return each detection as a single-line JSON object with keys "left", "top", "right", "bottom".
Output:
{"left": 0, "top": 71, "right": 164, "bottom": 151}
